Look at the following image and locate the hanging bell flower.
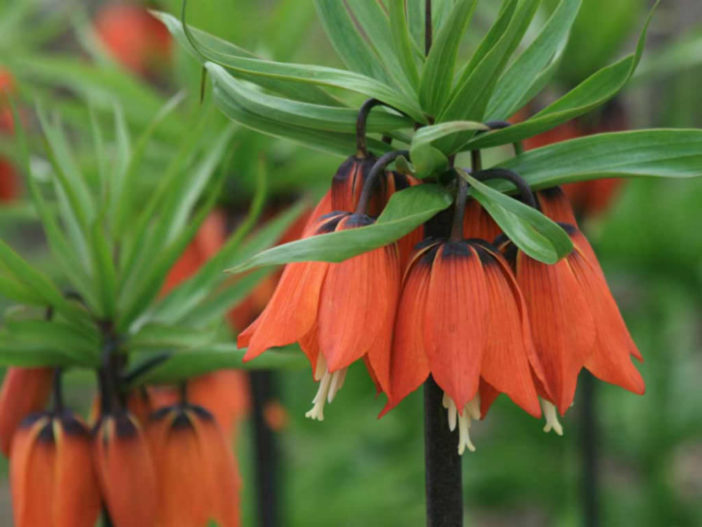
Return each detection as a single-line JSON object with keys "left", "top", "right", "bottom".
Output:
{"left": 10, "top": 411, "right": 101, "bottom": 527}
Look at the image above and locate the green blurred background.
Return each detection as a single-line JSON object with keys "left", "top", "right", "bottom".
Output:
{"left": 0, "top": 0, "right": 701, "bottom": 525}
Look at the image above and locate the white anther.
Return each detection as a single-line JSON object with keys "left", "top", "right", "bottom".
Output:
{"left": 540, "top": 398, "right": 564, "bottom": 436}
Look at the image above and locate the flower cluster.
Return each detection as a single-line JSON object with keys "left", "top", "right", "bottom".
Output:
{"left": 239, "top": 154, "right": 645, "bottom": 454}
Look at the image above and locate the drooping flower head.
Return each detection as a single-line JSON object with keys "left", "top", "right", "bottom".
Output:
{"left": 238, "top": 211, "right": 401, "bottom": 420}
{"left": 11, "top": 411, "right": 101, "bottom": 527}
{"left": 147, "top": 403, "right": 241, "bottom": 527}
{"left": 386, "top": 238, "right": 544, "bottom": 453}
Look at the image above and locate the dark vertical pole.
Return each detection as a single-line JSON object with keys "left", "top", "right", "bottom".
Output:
{"left": 424, "top": 377, "right": 463, "bottom": 527}
{"left": 579, "top": 372, "right": 599, "bottom": 527}
{"left": 251, "top": 370, "right": 280, "bottom": 527}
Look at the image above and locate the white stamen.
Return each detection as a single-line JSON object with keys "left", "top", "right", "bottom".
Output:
{"left": 327, "top": 368, "right": 348, "bottom": 403}
{"left": 444, "top": 393, "right": 481, "bottom": 455}
{"left": 443, "top": 393, "right": 457, "bottom": 432}
{"left": 305, "top": 355, "right": 348, "bottom": 421}
{"left": 540, "top": 398, "right": 564, "bottom": 436}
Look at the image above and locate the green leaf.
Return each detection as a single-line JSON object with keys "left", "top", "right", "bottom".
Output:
{"left": 163, "top": 11, "right": 426, "bottom": 122}
{"left": 154, "top": 200, "right": 306, "bottom": 325}
{"left": 419, "top": 0, "right": 478, "bottom": 114}
{"left": 127, "top": 324, "right": 218, "bottom": 351}
{"left": 132, "top": 344, "right": 307, "bottom": 385}
{"left": 497, "top": 130, "right": 702, "bottom": 188}
{"left": 486, "top": 0, "right": 582, "bottom": 120}
{"left": 345, "top": 0, "right": 416, "bottom": 90}
{"left": 155, "top": 10, "right": 340, "bottom": 106}
{"left": 206, "top": 63, "right": 411, "bottom": 134}
{"left": 3, "top": 319, "right": 100, "bottom": 364}
{"left": 0, "top": 240, "right": 90, "bottom": 328}
{"left": 388, "top": 0, "right": 421, "bottom": 86}
{"left": 465, "top": 4, "right": 654, "bottom": 150}
{"left": 410, "top": 121, "right": 489, "bottom": 176}
{"left": 440, "top": 0, "right": 540, "bottom": 123}
{"left": 90, "top": 218, "right": 117, "bottom": 319}
{"left": 208, "top": 65, "right": 393, "bottom": 156}
{"left": 462, "top": 172, "right": 573, "bottom": 264}
{"left": 314, "top": 0, "right": 391, "bottom": 82}
{"left": 231, "top": 184, "right": 452, "bottom": 272}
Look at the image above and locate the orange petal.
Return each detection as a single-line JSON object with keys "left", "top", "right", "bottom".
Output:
{"left": 478, "top": 379, "right": 500, "bottom": 418}
{"left": 317, "top": 217, "right": 401, "bottom": 374}
{"left": 10, "top": 414, "right": 54, "bottom": 527}
{"left": 384, "top": 253, "right": 433, "bottom": 413}
{"left": 53, "top": 415, "right": 101, "bottom": 527}
{"left": 516, "top": 250, "right": 596, "bottom": 414}
{"left": 94, "top": 413, "right": 158, "bottom": 527}
{"left": 192, "top": 407, "right": 241, "bottom": 527}
{"left": 570, "top": 229, "right": 642, "bottom": 361}
{"left": 567, "top": 232, "right": 645, "bottom": 394}
{"left": 238, "top": 258, "right": 328, "bottom": 361}
{"left": 424, "top": 242, "right": 489, "bottom": 410}
{"left": 187, "top": 371, "right": 250, "bottom": 436}
{"left": 537, "top": 187, "right": 578, "bottom": 225}
{"left": 0, "top": 367, "right": 53, "bottom": 456}
{"left": 331, "top": 156, "right": 377, "bottom": 213}
{"left": 480, "top": 248, "right": 541, "bottom": 417}
{"left": 148, "top": 408, "right": 212, "bottom": 526}
{"left": 463, "top": 199, "right": 502, "bottom": 242}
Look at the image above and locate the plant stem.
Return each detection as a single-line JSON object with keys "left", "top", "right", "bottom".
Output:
{"left": 354, "top": 150, "right": 409, "bottom": 215}
{"left": 425, "top": 0, "right": 433, "bottom": 55}
{"left": 580, "top": 371, "right": 599, "bottom": 527}
{"left": 424, "top": 377, "right": 463, "bottom": 527}
{"left": 450, "top": 175, "right": 467, "bottom": 241}
{"left": 250, "top": 370, "right": 280, "bottom": 527}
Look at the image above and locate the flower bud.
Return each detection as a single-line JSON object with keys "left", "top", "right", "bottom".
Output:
{"left": 0, "top": 368, "right": 53, "bottom": 456}
{"left": 147, "top": 404, "right": 241, "bottom": 526}
{"left": 94, "top": 411, "right": 158, "bottom": 527}
{"left": 10, "top": 411, "right": 101, "bottom": 527}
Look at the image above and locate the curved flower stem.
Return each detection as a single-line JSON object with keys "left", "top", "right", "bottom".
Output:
{"left": 356, "top": 99, "right": 383, "bottom": 158}
{"left": 424, "top": 377, "right": 463, "bottom": 527}
{"left": 354, "top": 150, "right": 409, "bottom": 215}
{"left": 472, "top": 168, "right": 537, "bottom": 209}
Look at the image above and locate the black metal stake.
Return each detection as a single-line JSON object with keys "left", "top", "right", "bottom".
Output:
{"left": 424, "top": 377, "right": 463, "bottom": 527}
{"left": 579, "top": 371, "right": 599, "bottom": 527}
{"left": 250, "top": 370, "right": 280, "bottom": 527}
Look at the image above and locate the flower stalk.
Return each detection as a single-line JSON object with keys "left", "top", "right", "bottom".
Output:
{"left": 424, "top": 376, "right": 463, "bottom": 527}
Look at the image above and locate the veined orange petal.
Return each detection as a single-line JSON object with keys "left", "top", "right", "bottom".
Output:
{"left": 478, "top": 379, "right": 500, "bottom": 418}
{"left": 317, "top": 216, "right": 401, "bottom": 374}
{"left": 424, "top": 242, "right": 489, "bottom": 410}
{"left": 238, "top": 258, "right": 328, "bottom": 361}
{"left": 187, "top": 371, "right": 250, "bottom": 436}
{"left": 479, "top": 247, "right": 541, "bottom": 417}
{"left": 383, "top": 256, "right": 433, "bottom": 414}
{"left": 0, "top": 367, "right": 53, "bottom": 456}
{"left": 331, "top": 156, "right": 377, "bottom": 212}
{"left": 516, "top": 250, "right": 596, "bottom": 414}
{"left": 566, "top": 232, "right": 645, "bottom": 394}
{"left": 570, "top": 229, "right": 643, "bottom": 361}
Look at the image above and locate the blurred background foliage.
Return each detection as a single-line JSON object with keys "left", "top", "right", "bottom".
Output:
{"left": 0, "top": 0, "right": 700, "bottom": 526}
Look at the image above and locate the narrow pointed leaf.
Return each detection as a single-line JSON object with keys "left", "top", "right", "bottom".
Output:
{"left": 497, "top": 130, "right": 702, "bottom": 188}
{"left": 410, "top": 121, "right": 489, "bottom": 176}
{"left": 462, "top": 173, "right": 573, "bottom": 264}
{"left": 231, "top": 184, "right": 452, "bottom": 272}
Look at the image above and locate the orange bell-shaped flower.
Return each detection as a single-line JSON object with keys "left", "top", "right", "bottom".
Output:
{"left": 512, "top": 187, "right": 644, "bottom": 416}
{"left": 147, "top": 403, "right": 241, "bottom": 527}
{"left": 385, "top": 238, "right": 544, "bottom": 453}
{"left": 93, "top": 411, "right": 158, "bottom": 527}
{"left": 0, "top": 368, "right": 53, "bottom": 456}
{"left": 239, "top": 211, "right": 401, "bottom": 419}
{"left": 10, "top": 411, "right": 101, "bottom": 527}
